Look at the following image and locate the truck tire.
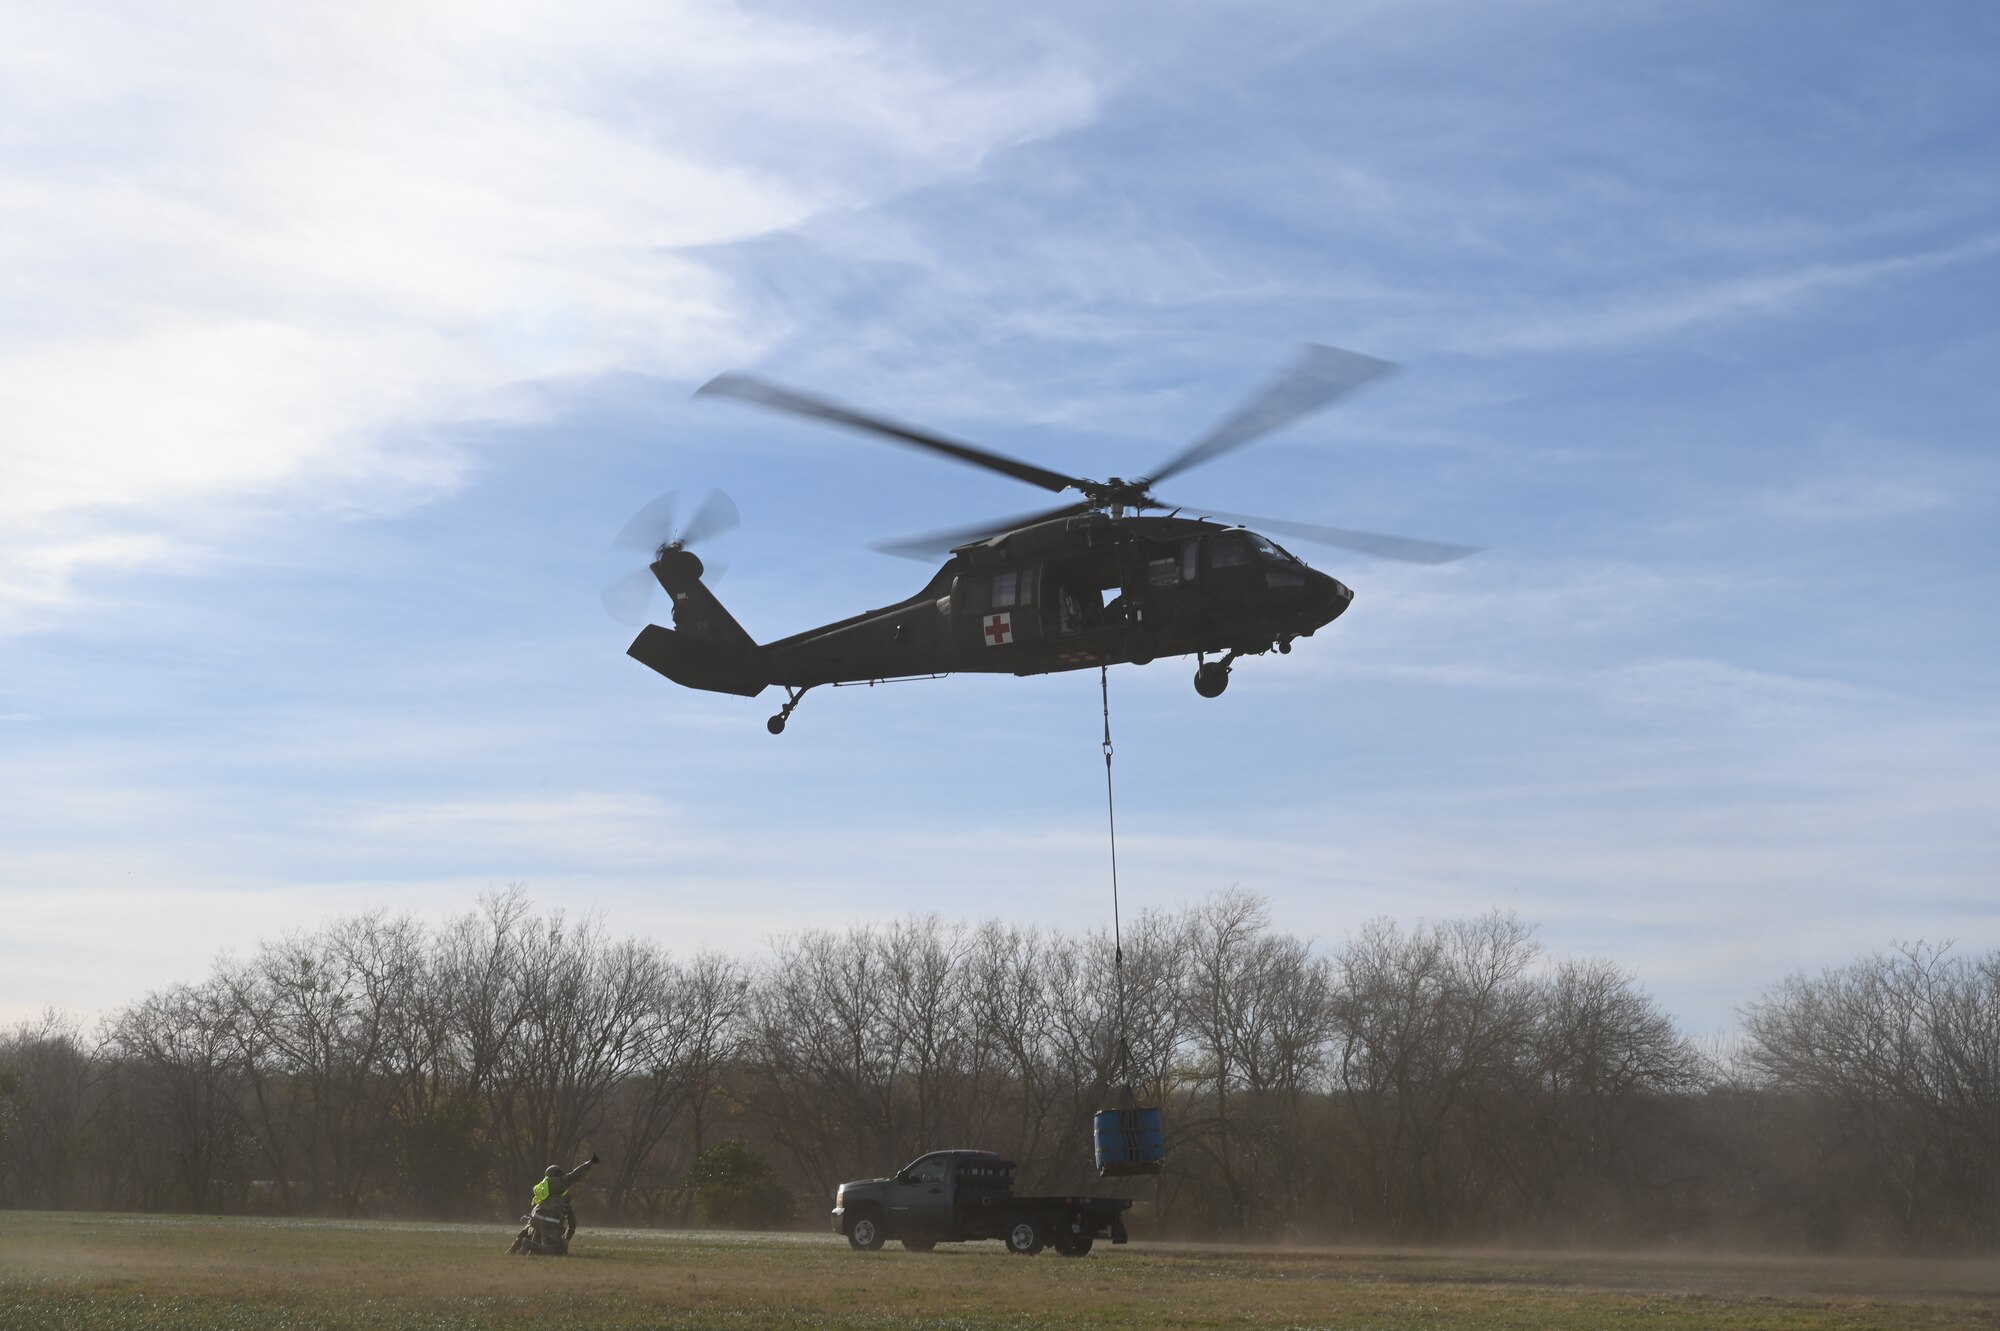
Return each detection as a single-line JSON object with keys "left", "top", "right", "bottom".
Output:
{"left": 1005, "top": 1217, "right": 1046, "bottom": 1256}
{"left": 900, "top": 1238, "right": 936, "bottom": 1253}
{"left": 847, "top": 1213, "right": 885, "bottom": 1251}
{"left": 1054, "top": 1232, "right": 1094, "bottom": 1257}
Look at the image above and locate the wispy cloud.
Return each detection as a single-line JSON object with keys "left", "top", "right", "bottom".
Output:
{"left": 1408, "top": 233, "right": 2000, "bottom": 357}
{"left": 0, "top": 1, "right": 1096, "bottom": 629}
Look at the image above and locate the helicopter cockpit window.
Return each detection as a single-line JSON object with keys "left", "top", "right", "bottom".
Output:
{"left": 1211, "top": 530, "right": 1282, "bottom": 568}
{"left": 1210, "top": 532, "right": 1256, "bottom": 568}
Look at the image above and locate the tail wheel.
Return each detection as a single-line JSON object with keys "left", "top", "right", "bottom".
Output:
{"left": 847, "top": 1214, "right": 885, "bottom": 1251}
{"left": 1006, "top": 1218, "right": 1046, "bottom": 1255}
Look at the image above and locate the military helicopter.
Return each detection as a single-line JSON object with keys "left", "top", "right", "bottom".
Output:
{"left": 614, "top": 345, "right": 1478, "bottom": 734}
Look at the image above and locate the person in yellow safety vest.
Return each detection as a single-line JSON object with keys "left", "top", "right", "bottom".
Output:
{"left": 531, "top": 1152, "right": 601, "bottom": 1241}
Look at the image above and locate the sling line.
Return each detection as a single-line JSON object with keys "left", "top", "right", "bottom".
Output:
{"left": 1101, "top": 667, "right": 1137, "bottom": 1117}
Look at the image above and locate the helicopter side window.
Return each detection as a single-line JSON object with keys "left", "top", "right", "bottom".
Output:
{"left": 1209, "top": 532, "right": 1256, "bottom": 568}
{"left": 1182, "top": 539, "right": 1200, "bottom": 582}
{"left": 989, "top": 568, "right": 1035, "bottom": 610}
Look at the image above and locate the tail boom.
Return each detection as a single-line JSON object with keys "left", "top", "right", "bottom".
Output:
{"left": 627, "top": 625, "right": 766, "bottom": 697}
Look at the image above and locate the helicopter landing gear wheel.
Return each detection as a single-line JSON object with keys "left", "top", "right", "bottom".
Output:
{"left": 1194, "top": 657, "right": 1232, "bottom": 698}
{"left": 768, "top": 686, "right": 810, "bottom": 735}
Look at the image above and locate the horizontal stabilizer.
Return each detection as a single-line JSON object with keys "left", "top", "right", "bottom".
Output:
{"left": 627, "top": 626, "right": 766, "bottom": 697}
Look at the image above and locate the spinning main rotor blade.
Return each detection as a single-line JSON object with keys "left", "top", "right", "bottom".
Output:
{"left": 872, "top": 501, "right": 1095, "bottom": 560}
{"left": 698, "top": 373, "right": 1082, "bottom": 495}
{"left": 1190, "top": 507, "right": 1482, "bottom": 564}
{"left": 1145, "top": 345, "right": 1398, "bottom": 487}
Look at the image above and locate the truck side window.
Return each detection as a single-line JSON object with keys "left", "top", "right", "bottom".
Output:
{"left": 908, "top": 1155, "right": 947, "bottom": 1185}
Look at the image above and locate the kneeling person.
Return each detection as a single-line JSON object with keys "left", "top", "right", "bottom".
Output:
{"left": 513, "top": 1152, "right": 600, "bottom": 1254}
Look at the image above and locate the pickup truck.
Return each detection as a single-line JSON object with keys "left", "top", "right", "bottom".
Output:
{"left": 832, "top": 1149, "right": 1131, "bottom": 1256}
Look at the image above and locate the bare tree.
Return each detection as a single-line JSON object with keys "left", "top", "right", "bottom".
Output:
{"left": 489, "top": 912, "right": 668, "bottom": 1193}
{"left": 106, "top": 979, "right": 249, "bottom": 1213}
{"left": 1330, "top": 912, "right": 1540, "bottom": 1237}
{"left": 602, "top": 950, "right": 749, "bottom": 1221}
{"left": 743, "top": 925, "right": 902, "bottom": 1193}
{"left": 1744, "top": 942, "right": 2000, "bottom": 1248}
{"left": 0, "top": 1012, "right": 101, "bottom": 1208}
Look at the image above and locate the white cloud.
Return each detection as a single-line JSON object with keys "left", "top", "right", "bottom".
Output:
{"left": 1747, "top": 457, "right": 1986, "bottom": 524}
{"left": 1450, "top": 234, "right": 2000, "bottom": 356}
{"left": 351, "top": 791, "right": 713, "bottom": 868}
{"left": 0, "top": 0, "right": 1096, "bottom": 628}
{"left": 1594, "top": 657, "right": 1871, "bottom": 729}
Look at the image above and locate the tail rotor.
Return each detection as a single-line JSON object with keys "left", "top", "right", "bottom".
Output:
{"left": 599, "top": 489, "right": 738, "bottom": 627}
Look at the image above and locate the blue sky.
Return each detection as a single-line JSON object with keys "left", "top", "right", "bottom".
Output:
{"left": 3, "top": 1, "right": 1996, "bottom": 1034}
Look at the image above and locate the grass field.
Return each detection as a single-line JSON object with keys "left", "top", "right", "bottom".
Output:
{"left": 2, "top": 1212, "right": 1996, "bottom": 1330}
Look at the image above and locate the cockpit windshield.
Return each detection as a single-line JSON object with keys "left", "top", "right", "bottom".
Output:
{"left": 1211, "top": 530, "right": 1286, "bottom": 567}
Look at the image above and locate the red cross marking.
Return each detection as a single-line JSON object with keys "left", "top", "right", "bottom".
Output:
{"left": 983, "top": 613, "right": 1012, "bottom": 646}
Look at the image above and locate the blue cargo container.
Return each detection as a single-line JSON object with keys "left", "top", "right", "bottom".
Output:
{"left": 1093, "top": 1104, "right": 1165, "bottom": 1176}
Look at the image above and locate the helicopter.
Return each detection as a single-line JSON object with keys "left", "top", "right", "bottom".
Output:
{"left": 615, "top": 345, "right": 1479, "bottom": 734}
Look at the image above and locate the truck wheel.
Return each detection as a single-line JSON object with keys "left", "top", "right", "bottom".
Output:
{"left": 1005, "top": 1218, "right": 1046, "bottom": 1256}
{"left": 847, "top": 1215, "right": 885, "bottom": 1251}
{"left": 1054, "top": 1233, "right": 1094, "bottom": 1257}
{"left": 900, "top": 1238, "right": 936, "bottom": 1253}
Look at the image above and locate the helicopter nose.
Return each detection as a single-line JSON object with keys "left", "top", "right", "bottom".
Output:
{"left": 1317, "top": 574, "right": 1353, "bottom": 625}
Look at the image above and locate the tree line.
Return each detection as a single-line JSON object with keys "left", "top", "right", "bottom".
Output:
{"left": 1, "top": 888, "right": 1994, "bottom": 1252}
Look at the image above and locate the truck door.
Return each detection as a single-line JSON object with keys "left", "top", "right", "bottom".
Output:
{"left": 888, "top": 1152, "right": 953, "bottom": 1236}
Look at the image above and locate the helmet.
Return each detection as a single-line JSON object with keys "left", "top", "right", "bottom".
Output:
{"left": 545, "top": 1165, "right": 562, "bottom": 1179}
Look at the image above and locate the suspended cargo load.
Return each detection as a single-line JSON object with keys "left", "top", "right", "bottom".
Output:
{"left": 1093, "top": 1103, "right": 1164, "bottom": 1177}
